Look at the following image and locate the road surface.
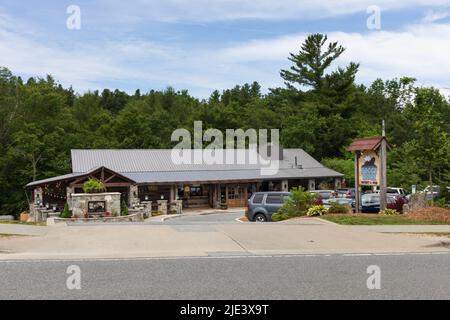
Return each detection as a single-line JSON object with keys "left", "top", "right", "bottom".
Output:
{"left": 0, "top": 253, "right": 449, "bottom": 300}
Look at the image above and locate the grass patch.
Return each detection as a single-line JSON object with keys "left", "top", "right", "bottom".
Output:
{"left": 321, "top": 214, "right": 450, "bottom": 225}
{"left": 0, "top": 233, "right": 27, "bottom": 238}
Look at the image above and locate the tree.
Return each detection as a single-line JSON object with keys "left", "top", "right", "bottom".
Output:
{"left": 403, "top": 88, "right": 450, "bottom": 192}
{"left": 280, "top": 33, "right": 359, "bottom": 92}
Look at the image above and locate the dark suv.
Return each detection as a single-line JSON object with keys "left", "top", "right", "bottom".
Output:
{"left": 247, "top": 192, "right": 291, "bottom": 222}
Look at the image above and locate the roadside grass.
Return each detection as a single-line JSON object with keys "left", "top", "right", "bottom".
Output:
{"left": 409, "top": 233, "right": 450, "bottom": 238}
{"left": 321, "top": 214, "right": 450, "bottom": 225}
{"left": 0, "top": 220, "right": 46, "bottom": 226}
{"left": 0, "top": 233, "right": 27, "bottom": 238}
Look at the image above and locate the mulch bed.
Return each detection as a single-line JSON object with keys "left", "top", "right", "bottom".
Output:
{"left": 326, "top": 207, "right": 450, "bottom": 223}
{"left": 405, "top": 207, "right": 450, "bottom": 223}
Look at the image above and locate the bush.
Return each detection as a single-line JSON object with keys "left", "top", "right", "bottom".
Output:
{"left": 379, "top": 208, "right": 400, "bottom": 216}
{"left": 82, "top": 178, "right": 106, "bottom": 193}
{"left": 306, "top": 205, "right": 328, "bottom": 217}
{"left": 272, "top": 187, "right": 316, "bottom": 221}
{"left": 120, "top": 200, "right": 128, "bottom": 216}
{"left": 328, "top": 202, "right": 351, "bottom": 214}
{"left": 60, "top": 203, "right": 72, "bottom": 218}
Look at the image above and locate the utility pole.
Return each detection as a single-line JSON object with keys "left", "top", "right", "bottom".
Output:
{"left": 354, "top": 151, "right": 361, "bottom": 213}
{"left": 379, "top": 120, "right": 387, "bottom": 211}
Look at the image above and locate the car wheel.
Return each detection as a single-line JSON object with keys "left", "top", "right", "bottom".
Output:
{"left": 254, "top": 213, "right": 267, "bottom": 222}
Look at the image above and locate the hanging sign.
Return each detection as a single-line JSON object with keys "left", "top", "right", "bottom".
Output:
{"left": 359, "top": 150, "right": 381, "bottom": 186}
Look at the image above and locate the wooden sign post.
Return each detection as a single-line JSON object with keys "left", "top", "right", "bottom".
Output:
{"left": 347, "top": 136, "right": 391, "bottom": 213}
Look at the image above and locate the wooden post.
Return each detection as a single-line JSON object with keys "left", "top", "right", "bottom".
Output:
{"left": 354, "top": 151, "right": 361, "bottom": 213}
{"left": 379, "top": 138, "right": 387, "bottom": 211}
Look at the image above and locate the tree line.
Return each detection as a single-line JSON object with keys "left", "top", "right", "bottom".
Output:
{"left": 0, "top": 34, "right": 449, "bottom": 216}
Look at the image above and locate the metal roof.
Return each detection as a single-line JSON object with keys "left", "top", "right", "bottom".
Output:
{"left": 69, "top": 149, "right": 343, "bottom": 183}
{"left": 122, "top": 167, "right": 343, "bottom": 184}
{"left": 346, "top": 136, "right": 391, "bottom": 152}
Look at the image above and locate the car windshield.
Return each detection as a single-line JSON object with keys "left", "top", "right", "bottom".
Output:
{"left": 362, "top": 195, "right": 379, "bottom": 203}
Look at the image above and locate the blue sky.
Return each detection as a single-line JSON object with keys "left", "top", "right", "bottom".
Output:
{"left": 1, "top": 0, "right": 450, "bottom": 98}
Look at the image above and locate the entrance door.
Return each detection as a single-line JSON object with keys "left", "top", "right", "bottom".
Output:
{"left": 226, "top": 184, "right": 248, "bottom": 207}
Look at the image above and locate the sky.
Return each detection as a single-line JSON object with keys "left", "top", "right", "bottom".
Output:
{"left": 1, "top": 0, "right": 450, "bottom": 98}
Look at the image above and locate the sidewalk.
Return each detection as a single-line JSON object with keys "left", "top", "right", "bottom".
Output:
{"left": 0, "top": 220, "right": 448, "bottom": 260}
{"left": 0, "top": 224, "right": 48, "bottom": 236}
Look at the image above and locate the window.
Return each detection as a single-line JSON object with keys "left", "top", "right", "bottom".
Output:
{"left": 252, "top": 194, "right": 264, "bottom": 204}
{"left": 228, "top": 186, "right": 245, "bottom": 200}
{"left": 266, "top": 194, "right": 282, "bottom": 204}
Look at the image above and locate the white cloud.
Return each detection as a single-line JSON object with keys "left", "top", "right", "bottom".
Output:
{"left": 101, "top": 0, "right": 450, "bottom": 22}
{"left": 2, "top": 8, "right": 450, "bottom": 98}
{"left": 421, "top": 9, "right": 450, "bottom": 23}
{"left": 216, "top": 23, "right": 450, "bottom": 96}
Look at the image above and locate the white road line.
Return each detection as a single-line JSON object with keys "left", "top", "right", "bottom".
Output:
{"left": 0, "top": 251, "right": 448, "bottom": 263}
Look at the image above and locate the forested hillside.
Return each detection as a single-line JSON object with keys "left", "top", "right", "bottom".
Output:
{"left": 1, "top": 34, "right": 449, "bottom": 216}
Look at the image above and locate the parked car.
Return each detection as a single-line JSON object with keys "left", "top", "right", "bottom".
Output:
{"left": 337, "top": 188, "right": 356, "bottom": 199}
{"left": 309, "top": 190, "right": 336, "bottom": 200}
{"left": 387, "top": 187, "right": 408, "bottom": 197}
{"left": 247, "top": 192, "right": 291, "bottom": 222}
{"left": 423, "top": 185, "right": 442, "bottom": 200}
{"left": 323, "top": 198, "right": 356, "bottom": 212}
{"left": 361, "top": 193, "right": 399, "bottom": 213}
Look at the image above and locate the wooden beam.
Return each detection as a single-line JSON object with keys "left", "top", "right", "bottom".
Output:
{"left": 72, "top": 182, "right": 132, "bottom": 188}
{"left": 104, "top": 174, "right": 117, "bottom": 183}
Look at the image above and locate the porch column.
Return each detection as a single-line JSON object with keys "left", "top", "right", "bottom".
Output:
{"left": 34, "top": 187, "right": 43, "bottom": 206}
{"left": 66, "top": 186, "right": 75, "bottom": 209}
{"left": 129, "top": 184, "right": 139, "bottom": 207}
{"left": 308, "top": 179, "right": 316, "bottom": 191}
{"left": 170, "top": 185, "right": 176, "bottom": 202}
{"left": 281, "top": 180, "right": 289, "bottom": 192}
{"left": 334, "top": 178, "right": 342, "bottom": 190}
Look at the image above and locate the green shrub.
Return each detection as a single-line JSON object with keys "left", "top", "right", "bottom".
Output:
{"left": 379, "top": 208, "right": 400, "bottom": 216}
{"left": 121, "top": 200, "right": 128, "bottom": 216}
{"left": 273, "top": 187, "right": 316, "bottom": 221}
{"left": 82, "top": 178, "right": 106, "bottom": 193}
{"left": 60, "top": 203, "right": 72, "bottom": 219}
{"left": 328, "top": 202, "right": 351, "bottom": 214}
{"left": 306, "top": 205, "right": 329, "bottom": 217}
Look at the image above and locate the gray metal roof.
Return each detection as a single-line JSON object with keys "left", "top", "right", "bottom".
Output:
{"left": 122, "top": 167, "right": 343, "bottom": 184}
{"left": 70, "top": 149, "right": 343, "bottom": 184}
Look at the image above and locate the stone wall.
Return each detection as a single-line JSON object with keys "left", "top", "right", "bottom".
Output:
{"left": 71, "top": 192, "right": 121, "bottom": 217}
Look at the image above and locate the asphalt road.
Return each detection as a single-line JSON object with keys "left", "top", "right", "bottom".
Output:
{"left": 1, "top": 253, "right": 449, "bottom": 300}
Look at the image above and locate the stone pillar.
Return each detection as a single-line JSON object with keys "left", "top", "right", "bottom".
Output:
{"left": 157, "top": 200, "right": 168, "bottom": 215}
{"left": 129, "top": 184, "right": 139, "bottom": 207}
{"left": 281, "top": 180, "right": 289, "bottom": 192}
{"left": 66, "top": 186, "right": 75, "bottom": 209}
{"left": 173, "top": 200, "right": 183, "bottom": 214}
{"left": 34, "top": 187, "right": 43, "bottom": 205}
{"left": 308, "top": 179, "right": 316, "bottom": 191}
{"left": 334, "top": 178, "right": 342, "bottom": 190}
